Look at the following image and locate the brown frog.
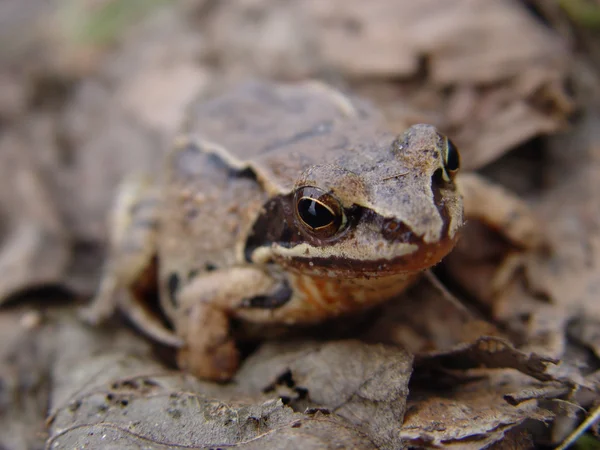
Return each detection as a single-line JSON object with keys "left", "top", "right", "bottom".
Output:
{"left": 83, "top": 81, "right": 539, "bottom": 381}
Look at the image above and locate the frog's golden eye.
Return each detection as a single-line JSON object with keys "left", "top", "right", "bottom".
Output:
{"left": 442, "top": 137, "right": 460, "bottom": 180}
{"left": 294, "top": 187, "right": 345, "bottom": 238}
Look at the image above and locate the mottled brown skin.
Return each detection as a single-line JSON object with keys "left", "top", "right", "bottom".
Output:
{"left": 83, "top": 81, "right": 534, "bottom": 381}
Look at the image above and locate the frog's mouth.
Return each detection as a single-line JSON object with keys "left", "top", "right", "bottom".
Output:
{"left": 274, "top": 230, "right": 459, "bottom": 278}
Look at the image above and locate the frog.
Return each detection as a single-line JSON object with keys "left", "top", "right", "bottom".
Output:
{"left": 83, "top": 80, "right": 541, "bottom": 381}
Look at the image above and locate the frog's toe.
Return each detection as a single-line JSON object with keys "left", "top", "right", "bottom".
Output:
{"left": 177, "top": 339, "right": 239, "bottom": 382}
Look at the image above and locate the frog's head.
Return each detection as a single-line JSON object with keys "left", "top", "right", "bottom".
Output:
{"left": 245, "top": 124, "right": 463, "bottom": 278}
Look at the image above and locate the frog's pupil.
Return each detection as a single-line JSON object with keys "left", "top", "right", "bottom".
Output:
{"left": 298, "top": 198, "right": 335, "bottom": 229}
{"left": 445, "top": 138, "right": 460, "bottom": 172}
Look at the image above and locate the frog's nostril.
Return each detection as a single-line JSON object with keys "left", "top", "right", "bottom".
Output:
{"left": 382, "top": 218, "right": 414, "bottom": 243}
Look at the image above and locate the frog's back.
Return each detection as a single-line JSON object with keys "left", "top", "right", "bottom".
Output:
{"left": 181, "top": 81, "right": 386, "bottom": 194}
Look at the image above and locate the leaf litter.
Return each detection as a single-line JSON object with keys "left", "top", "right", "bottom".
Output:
{"left": 0, "top": 0, "right": 598, "bottom": 448}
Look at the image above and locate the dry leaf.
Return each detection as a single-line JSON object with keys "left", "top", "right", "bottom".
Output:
{"left": 0, "top": 128, "right": 69, "bottom": 303}
{"left": 0, "top": 306, "right": 50, "bottom": 450}
{"left": 237, "top": 341, "right": 413, "bottom": 450}
{"left": 402, "top": 375, "right": 553, "bottom": 449}
{"left": 415, "top": 336, "right": 558, "bottom": 383}
{"left": 47, "top": 319, "right": 387, "bottom": 449}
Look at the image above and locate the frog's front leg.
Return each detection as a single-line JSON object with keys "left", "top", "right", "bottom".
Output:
{"left": 455, "top": 172, "right": 546, "bottom": 295}
{"left": 81, "top": 176, "right": 182, "bottom": 347}
{"left": 456, "top": 172, "right": 544, "bottom": 250}
{"left": 175, "top": 267, "right": 282, "bottom": 381}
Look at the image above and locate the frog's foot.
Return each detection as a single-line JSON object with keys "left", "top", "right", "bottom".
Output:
{"left": 175, "top": 267, "right": 281, "bottom": 381}
{"left": 79, "top": 272, "right": 119, "bottom": 325}
{"left": 455, "top": 172, "right": 547, "bottom": 297}
{"left": 176, "top": 304, "right": 239, "bottom": 382}
{"left": 456, "top": 172, "right": 545, "bottom": 250}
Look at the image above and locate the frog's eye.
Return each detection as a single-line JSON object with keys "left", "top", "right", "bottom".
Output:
{"left": 442, "top": 137, "right": 460, "bottom": 180}
{"left": 294, "top": 187, "right": 345, "bottom": 238}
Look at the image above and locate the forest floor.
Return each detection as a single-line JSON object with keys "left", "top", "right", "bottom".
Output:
{"left": 1, "top": 1, "right": 600, "bottom": 449}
